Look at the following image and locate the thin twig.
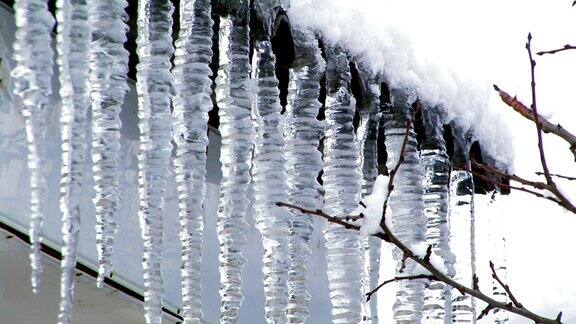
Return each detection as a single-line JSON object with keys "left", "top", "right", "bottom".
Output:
{"left": 490, "top": 261, "right": 523, "bottom": 308}
{"left": 472, "top": 171, "right": 562, "bottom": 205}
{"left": 526, "top": 33, "right": 552, "bottom": 183}
{"left": 492, "top": 85, "right": 576, "bottom": 161}
{"left": 478, "top": 304, "right": 495, "bottom": 320}
{"left": 472, "top": 160, "right": 547, "bottom": 190}
{"left": 537, "top": 44, "right": 576, "bottom": 56}
{"left": 275, "top": 202, "right": 364, "bottom": 233}
{"left": 535, "top": 172, "right": 576, "bottom": 181}
{"left": 472, "top": 156, "right": 576, "bottom": 214}
{"left": 379, "top": 117, "right": 413, "bottom": 237}
{"left": 525, "top": 34, "right": 576, "bottom": 214}
{"left": 365, "top": 275, "right": 435, "bottom": 301}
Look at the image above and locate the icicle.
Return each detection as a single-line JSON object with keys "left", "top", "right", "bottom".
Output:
{"left": 172, "top": 0, "right": 213, "bottom": 322}
{"left": 421, "top": 106, "right": 454, "bottom": 323}
{"left": 215, "top": 5, "right": 253, "bottom": 322}
{"left": 382, "top": 90, "right": 427, "bottom": 323}
{"left": 449, "top": 126, "right": 477, "bottom": 323}
{"left": 135, "top": 1, "right": 174, "bottom": 323}
{"left": 87, "top": 0, "right": 130, "bottom": 287}
{"left": 284, "top": 28, "right": 325, "bottom": 324}
{"left": 322, "top": 45, "right": 364, "bottom": 324}
{"left": 55, "top": 0, "right": 90, "bottom": 322}
{"left": 487, "top": 189, "right": 509, "bottom": 324}
{"left": 251, "top": 40, "right": 292, "bottom": 324}
{"left": 355, "top": 70, "right": 382, "bottom": 324}
{"left": 10, "top": 0, "right": 55, "bottom": 293}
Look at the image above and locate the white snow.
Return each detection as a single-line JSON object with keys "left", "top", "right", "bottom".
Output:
{"left": 358, "top": 174, "right": 389, "bottom": 237}
{"left": 289, "top": 0, "right": 514, "bottom": 168}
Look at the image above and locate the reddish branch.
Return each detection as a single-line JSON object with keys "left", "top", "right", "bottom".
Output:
{"left": 535, "top": 172, "right": 576, "bottom": 181}
{"left": 492, "top": 84, "right": 576, "bottom": 162}
{"left": 527, "top": 33, "right": 552, "bottom": 181}
{"left": 471, "top": 169, "right": 562, "bottom": 206}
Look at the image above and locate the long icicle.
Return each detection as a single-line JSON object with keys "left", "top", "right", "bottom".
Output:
{"left": 322, "top": 45, "right": 364, "bottom": 324}
{"left": 135, "top": 0, "right": 174, "bottom": 323}
{"left": 251, "top": 40, "right": 292, "bottom": 323}
{"left": 449, "top": 125, "right": 477, "bottom": 323}
{"left": 55, "top": 0, "right": 91, "bottom": 322}
{"left": 10, "top": 0, "right": 55, "bottom": 293}
{"left": 421, "top": 105, "right": 454, "bottom": 323}
{"left": 87, "top": 0, "right": 130, "bottom": 287}
{"left": 358, "top": 74, "right": 382, "bottom": 324}
{"left": 383, "top": 90, "right": 427, "bottom": 322}
{"left": 284, "top": 28, "right": 325, "bottom": 324}
{"left": 172, "top": 0, "right": 213, "bottom": 321}
{"left": 487, "top": 189, "right": 509, "bottom": 324}
{"left": 215, "top": 4, "right": 253, "bottom": 322}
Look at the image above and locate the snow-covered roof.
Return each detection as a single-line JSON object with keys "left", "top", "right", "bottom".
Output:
{"left": 289, "top": 0, "right": 514, "bottom": 168}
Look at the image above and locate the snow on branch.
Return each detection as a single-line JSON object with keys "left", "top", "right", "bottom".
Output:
{"left": 492, "top": 84, "right": 576, "bottom": 162}
{"left": 277, "top": 115, "right": 563, "bottom": 324}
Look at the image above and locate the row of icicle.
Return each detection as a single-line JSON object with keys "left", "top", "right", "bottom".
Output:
{"left": 9, "top": 0, "right": 509, "bottom": 323}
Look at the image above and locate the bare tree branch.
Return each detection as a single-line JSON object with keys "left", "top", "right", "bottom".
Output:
{"left": 492, "top": 84, "right": 576, "bottom": 162}
{"left": 472, "top": 160, "right": 547, "bottom": 190}
{"left": 526, "top": 34, "right": 576, "bottom": 215}
{"left": 490, "top": 261, "right": 523, "bottom": 308}
{"left": 471, "top": 170, "right": 563, "bottom": 206}
{"left": 278, "top": 111, "right": 563, "bottom": 323}
{"left": 535, "top": 172, "right": 576, "bottom": 181}
{"left": 537, "top": 44, "right": 576, "bottom": 56}
{"left": 472, "top": 157, "right": 576, "bottom": 214}
{"left": 275, "top": 202, "right": 363, "bottom": 233}
{"left": 526, "top": 33, "right": 553, "bottom": 182}
{"left": 365, "top": 275, "right": 435, "bottom": 302}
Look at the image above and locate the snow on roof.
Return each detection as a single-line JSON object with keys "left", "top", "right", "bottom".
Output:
{"left": 288, "top": 0, "right": 514, "bottom": 168}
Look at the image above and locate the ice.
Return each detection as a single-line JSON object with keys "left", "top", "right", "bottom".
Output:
{"left": 55, "top": 0, "right": 91, "bottom": 322}
{"left": 448, "top": 128, "right": 477, "bottom": 323}
{"left": 421, "top": 106, "right": 454, "bottom": 323}
{"left": 171, "top": 0, "right": 214, "bottom": 321}
{"left": 86, "top": 0, "right": 130, "bottom": 287}
{"left": 215, "top": 8, "right": 253, "bottom": 323}
{"left": 382, "top": 90, "right": 427, "bottom": 322}
{"left": 283, "top": 28, "right": 325, "bottom": 324}
{"left": 288, "top": 0, "right": 514, "bottom": 169}
{"left": 135, "top": 0, "right": 175, "bottom": 323}
{"left": 322, "top": 44, "right": 364, "bottom": 324}
{"left": 253, "top": 0, "right": 290, "bottom": 36}
{"left": 10, "top": 0, "right": 56, "bottom": 293}
{"left": 486, "top": 191, "right": 509, "bottom": 324}
{"left": 355, "top": 72, "right": 383, "bottom": 323}
{"left": 251, "top": 39, "right": 292, "bottom": 323}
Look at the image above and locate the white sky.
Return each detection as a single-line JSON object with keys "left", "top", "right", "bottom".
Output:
{"left": 291, "top": 1, "right": 576, "bottom": 322}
